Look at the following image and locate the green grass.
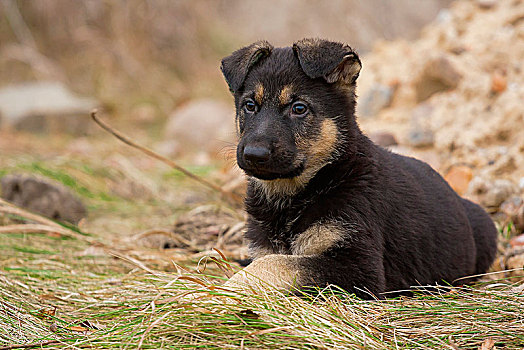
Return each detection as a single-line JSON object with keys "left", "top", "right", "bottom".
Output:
{"left": 1, "top": 262, "right": 523, "bottom": 349}
{"left": 163, "top": 164, "right": 216, "bottom": 180}
{"left": 0, "top": 208, "right": 523, "bottom": 349}
{"left": 18, "top": 162, "right": 115, "bottom": 201}
{"left": 1, "top": 153, "right": 523, "bottom": 349}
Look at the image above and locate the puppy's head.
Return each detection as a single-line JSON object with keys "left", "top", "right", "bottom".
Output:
{"left": 221, "top": 39, "right": 362, "bottom": 196}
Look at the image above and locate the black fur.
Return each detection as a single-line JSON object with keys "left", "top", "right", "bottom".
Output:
{"left": 221, "top": 41, "right": 273, "bottom": 93}
{"left": 293, "top": 38, "right": 361, "bottom": 83}
{"left": 221, "top": 39, "right": 498, "bottom": 299}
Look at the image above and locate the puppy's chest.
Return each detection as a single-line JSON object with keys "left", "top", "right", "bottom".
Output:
{"left": 247, "top": 203, "right": 348, "bottom": 257}
{"left": 250, "top": 207, "right": 306, "bottom": 254}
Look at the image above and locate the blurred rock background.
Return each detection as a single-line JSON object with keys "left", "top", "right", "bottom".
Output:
{"left": 0, "top": 0, "right": 451, "bottom": 116}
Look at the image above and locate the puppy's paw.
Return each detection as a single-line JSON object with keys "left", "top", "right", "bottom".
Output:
{"left": 224, "top": 254, "right": 302, "bottom": 292}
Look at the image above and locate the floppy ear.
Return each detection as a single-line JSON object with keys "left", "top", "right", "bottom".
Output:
{"left": 293, "top": 38, "right": 361, "bottom": 84}
{"left": 221, "top": 41, "right": 273, "bottom": 93}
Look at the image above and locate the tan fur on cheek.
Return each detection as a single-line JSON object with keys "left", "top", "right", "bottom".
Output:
{"left": 235, "top": 115, "right": 242, "bottom": 136}
{"left": 256, "top": 118, "right": 339, "bottom": 198}
{"left": 308, "top": 118, "right": 338, "bottom": 165}
{"left": 224, "top": 254, "right": 303, "bottom": 291}
{"left": 255, "top": 83, "right": 264, "bottom": 105}
{"left": 291, "top": 223, "right": 350, "bottom": 256}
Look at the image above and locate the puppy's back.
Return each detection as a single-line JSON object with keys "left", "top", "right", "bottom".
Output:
{"left": 378, "top": 149, "right": 495, "bottom": 286}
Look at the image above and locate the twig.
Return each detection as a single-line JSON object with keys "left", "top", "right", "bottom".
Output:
{"left": 0, "top": 340, "right": 60, "bottom": 350}
{"left": 90, "top": 110, "right": 243, "bottom": 205}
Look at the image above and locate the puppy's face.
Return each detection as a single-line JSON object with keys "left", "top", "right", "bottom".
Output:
{"left": 221, "top": 39, "right": 361, "bottom": 194}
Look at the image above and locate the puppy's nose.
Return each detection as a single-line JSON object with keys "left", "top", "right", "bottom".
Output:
{"left": 243, "top": 145, "right": 271, "bottom": 165}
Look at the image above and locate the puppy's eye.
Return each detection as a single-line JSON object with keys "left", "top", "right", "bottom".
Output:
{"left": 244, "top": 100, "right": 256, "bottom": 113}
{"left": 291, "top": 102, "right": 308, "bottom": 116}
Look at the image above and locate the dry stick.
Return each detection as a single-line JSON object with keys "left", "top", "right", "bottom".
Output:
{"left": 0, "top": 340, "right": 61, "bottom": 350}
{"left": 90, "top": 110, "right": 243, "bottom": 205}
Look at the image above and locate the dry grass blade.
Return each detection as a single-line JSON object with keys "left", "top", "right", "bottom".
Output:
{"left": 208, "top": 257, "right": 235, "bottom": 278}
{"left": 0, "top": 224, "right": 82, "bottom": 239}
{"left": 90, "top": 110, "right": 243, "bottom": 205}
{"left": 0, "top": 200, "right": 100, "bottom": 244}
{"left": 0, "top": 199, "right": 63, "bottom": 229}
{"left": 137, "top": 311, "right": 173, "bottom": 349}
{"left": 0, "top": 340, "right": 61, "bottom": 350}
{"left": 247, "top": 326, "right": 292, "bottom": 337}
{"left": 106, "top": 249, "right": 160, "bottom": 276}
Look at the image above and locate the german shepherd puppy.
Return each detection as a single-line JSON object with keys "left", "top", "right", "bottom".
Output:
{"left": 220, "top": 39, "right": 497, "bottom": 299}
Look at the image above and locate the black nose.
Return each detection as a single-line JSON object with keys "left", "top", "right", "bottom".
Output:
{"left": 243, "top": 145, "right": 271, "bottom": 165}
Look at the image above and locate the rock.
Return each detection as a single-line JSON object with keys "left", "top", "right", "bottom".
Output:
{"left": 517, "top": 204, "right": 524, "bottom": 231}
{"left": 467, "top": 177, "right": 517, "bottom": 209}
{"left": 357, "top": 83, "right": 394, "bottom": 118}
{"left": 163, "top": 99, "right": 235, "bottom": 157}
{"left": 476, "top": 0, "right": 496, "bottom": 10}
{"left": 0, "top": 174, "right": 87, "bottom": 224}
{"left": 491, "top": 72, "right": 507, "bottom": 94}
{"left": 414, "top": 55, "right": 462, "bottom": 102}
{"left": 130, "top": 104, "right": 157, "bottom": 124}
{"left": 135, "top": 232, "right": 179, "bottom": 250}
{"left": 407, "top": 129, "right": 434, "bottom": 148}
{"left": 368, "top": 131, "right": 398, "bottom": 147}
{"left": 444, "top": 165, "right": 473, "bottom": 196}
{"left": 491, "top": 248, "right": 524, "bottom": 281}
{"left": 500, "top": 196, "right": 524, "bottom": 231}
{"left": 406, "top": 103, "right": 435, "bottom": 148}
{"left": 484, "top": 180, "right": 518, "bottom": 208}
{"left": 510, "top": 234, "right": 524, "bottom": 248}
{"left": 411, "top": 103, "right": 434, "bottom": 122}
{"left": 0, "top": 81, "right": 99, "bottom": 134}
{"left": 155, "top": 139, "right": 181, "bottom": 158}
{"left": 500, "top": 196, "right": 523, "bottom": 216}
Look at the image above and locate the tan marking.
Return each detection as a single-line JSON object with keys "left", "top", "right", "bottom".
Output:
{"left": 248, "top": 244, "right": 276, "bottom": 259}
{"left": 224, "top": 254, "right": 303, "bottom": 291}
{"left": 255, "top": 83, "right": 264, "bottom": 104}
{"left": 291, "top": 223, "right": 346, "bottom": 256}
{"left": 255, "top": 118, "right": 340, "bottom": 198}
{"left": 279, "top": 85, "right": 293, "bottom": 105}
{"left": 235, "top": 116, "right": 241, "bottom": 136}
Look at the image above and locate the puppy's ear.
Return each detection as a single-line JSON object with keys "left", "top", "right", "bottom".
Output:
{"left": 221, "top": 41, "right": 273, "bottom": 93}
{"left": 293, "top": 38, "right": 361, "bottom": 84}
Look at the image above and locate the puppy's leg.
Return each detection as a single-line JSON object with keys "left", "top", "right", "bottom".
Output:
{"left": 225, "top": 252, "right": 385, "bottom": 299}
{"left": 225, "top": 254, "right": 304, "bottom": 291}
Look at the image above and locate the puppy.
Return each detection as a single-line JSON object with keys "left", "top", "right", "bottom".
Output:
{"left": 220, "top": 38, "right": 497, "bottom": 299}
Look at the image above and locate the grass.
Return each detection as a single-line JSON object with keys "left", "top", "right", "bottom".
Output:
{"left": 18, "top": 162, "right": 116, "bottom": 202}
{"left": 1, "top": 199, "right": 523, "bottom": 349}
{"left": 1, "top": 262, "right": 524, "bottom": 349}
{"left": 1, "top": 135, "right": 523, "bottom": 349}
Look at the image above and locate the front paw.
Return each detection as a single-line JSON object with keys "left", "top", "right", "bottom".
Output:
{"left": 224, "top": 254, "right": 303, "bottom": 292}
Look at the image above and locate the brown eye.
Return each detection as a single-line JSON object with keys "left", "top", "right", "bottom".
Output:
{"left": 244, "top": 100, "right": 256, "bottom": 113}
{"left": 291, "top": 102, "right": 308, "bottom": 116}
